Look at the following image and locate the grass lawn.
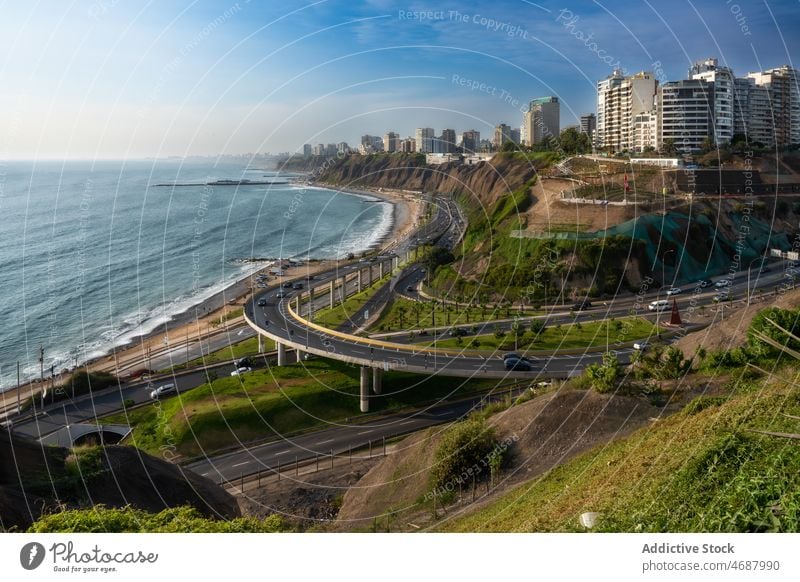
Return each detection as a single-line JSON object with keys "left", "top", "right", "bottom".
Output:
{"left": 373, "top": 297, "right": 539, "bottom": 333}
{"left": 165, "top": 336, "right": 276, "bottom": 372}
{"left": 103, "top": 359, "right": 501, "bottom": 458}
{"left": 311, "top": 273, "right": 392, "bottom": 330}
{"left": 438, "top": 374, "right": 800, "bottom": 532}
{"left": 412, "top": 317, "right": 661, "bottom": 351}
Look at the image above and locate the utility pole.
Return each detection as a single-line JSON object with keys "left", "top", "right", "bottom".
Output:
{"left": 17, "top": 361, "right": 21, "bottom": 413}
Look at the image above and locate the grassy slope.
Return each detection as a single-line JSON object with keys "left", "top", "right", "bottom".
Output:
{"left": 312, "top": 273, "right": 391, "bottom": 329}
{"left": 439, "top": 373, "right": 800, "bottom": 532}
{"left": 105, "top": 359, "right": 500, "bottom": 458}
{"left": 374, "top": 296, "right": 538, "bottom": 332}
{"left": 420, "top": 317, "right": 660, "bottom": 351}
{"left": 167, "top": 336, "right": 276, "bottom": 372}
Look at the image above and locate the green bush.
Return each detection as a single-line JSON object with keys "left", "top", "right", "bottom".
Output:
{"left": 683, "top": 396, "right": 727, "bottom": 416}
{"left": 29, "top": 505, "right": 286, "bottom": 533}
{"left": 430, "top": 419, "right": 500, "bottom": 491}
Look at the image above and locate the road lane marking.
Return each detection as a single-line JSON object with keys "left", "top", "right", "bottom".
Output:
{"left": 232, "top": 461, "right": 250, "bottom": 468}
{"left": 275, "top": 449, "right": 291, "bottom": 455}
{"left": 317, "top": 438, "right": 334, "bottom": 445}
{"left": 357, "top": 429, "right": 373, "bottom": 435}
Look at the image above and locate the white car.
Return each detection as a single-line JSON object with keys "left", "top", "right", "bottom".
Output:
{"left": 633, "top": 342, "right": 649, "bottom": 351}
{"left": 648, "top": 300, "right": 669, "bottom": 312}
{"left": 149, "top": 384, "right": 177, "bottom": 399}
{"left": 666, "top": 287, "right": 682, "bottom": 296}
{"left": 231, "top": 366, "right": 252, "bottom": 376}
{"left": 714, "top": 279, "right": 731, "bottom": 288}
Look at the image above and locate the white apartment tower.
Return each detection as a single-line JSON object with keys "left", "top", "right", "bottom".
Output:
{"left": 415, "top": 128, "right": 435, "bottom": 153}
{"left": 689, "top": 58, "right": 735, "bottom": 145}
{"left": 596, "top": 70, "right": 658, "bottom": 153}
{"left": 522, "top": 97, "right": 560, "bottom": 146}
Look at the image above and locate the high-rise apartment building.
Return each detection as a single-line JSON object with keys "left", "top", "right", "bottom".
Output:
{"left": 460, "top": 130, "right": 480, "bottom": 154}
{"left": 579, "top": 113, "right": 596, "bottom": 145}
{"left": 493, "top": 123, "right": 512, "bottom": 149}
{"left": 439, "top": 128, "right": 456, "bottom": 153}
{"left": 747, "top": 65, "right": 800, "bottom": 147}
{"left": 597, "top": 70, "right": 657, "bottom": 153}
{"left": 689, "top": 58, "right": 735, "bottom": 145}
{"left": 383, "top": 132, "right": 400, "bottom": 153}
{"left": 415, "top": 127, "right": 435, "bottom": 153}
{"left": 658, "top": 79, "right": 715, "bottom": 153}
{"left": 400, "top": 137, "right": 416, "bottom": 153}
{"left": 302, "top": 144, "right": 312, "bottom": 157}
{"left": 632, "top": 111, "right": 658, "bottom": 152}
{"left": 522, "top": 97, "right": 560, "bottom": 146}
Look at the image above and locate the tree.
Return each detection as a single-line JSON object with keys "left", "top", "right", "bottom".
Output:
{"left": 661, "top": 138, "right": 678, "bottom": 156}
{"left": 748, "top": 307, "right": 800, "bottom": 357}
{"left": 584, "top": 352, "right": 621, "bottom": 393}
{"left": 529, "top": 319, "right": 546, "bottom": 334}
{"left": 557, "top": 127, "right": 591, "bottom": 155}
{"left": 700, "top": 135, "right": 716, "bottom": 154}
{"left": 494, "top": 325, "right": 506, "bottom": 341}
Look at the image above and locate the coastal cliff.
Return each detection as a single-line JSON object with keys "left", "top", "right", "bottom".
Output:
{"left": 313, "top": 152, "right": 551, "bottom": 207}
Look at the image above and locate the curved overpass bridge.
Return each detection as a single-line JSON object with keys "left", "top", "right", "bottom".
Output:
{"left": 243, "top": 255, "right": 607, "bottom": 412}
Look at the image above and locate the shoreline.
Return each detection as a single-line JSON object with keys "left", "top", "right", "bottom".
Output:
{"left": 0, "top": 184, "right": 419, "bottom": 413}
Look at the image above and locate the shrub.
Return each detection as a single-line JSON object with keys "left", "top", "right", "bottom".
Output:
{"left": 430, "top": 419, "right": 500, "bottom": 491}
{"left": 29, "top": 505, "right": 286, "bottom": 533}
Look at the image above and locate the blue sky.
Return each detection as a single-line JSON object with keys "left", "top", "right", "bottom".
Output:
{"left": 0, "top": 0, "right": 797, "bottom": 158}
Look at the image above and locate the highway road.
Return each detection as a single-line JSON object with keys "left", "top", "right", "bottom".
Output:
{"left": 186, "top": 385, "right": 531, "bottom": 485}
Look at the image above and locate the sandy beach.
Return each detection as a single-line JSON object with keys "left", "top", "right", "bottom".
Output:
{"left": 0, "top": 186, "right": 421, "bottom": 418}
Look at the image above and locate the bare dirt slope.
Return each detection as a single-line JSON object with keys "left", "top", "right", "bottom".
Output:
{"left": 523, "top": 178, "right": 636, "bottom": 234}
{"left": 334, "top": 388, "right": 659, "bottom": 531}
{"left": 673, "top": 288, "right": 800, "bottom": 356}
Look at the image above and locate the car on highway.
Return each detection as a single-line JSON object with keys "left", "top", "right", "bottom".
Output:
{"left": 666, "top": 287, "right": 682, "bottom": 296}
{"left": 406, "top": 286, "right": 416, "bottom": 293}
{"left": 633, "top": 342, "right": 649, "bottom": 352}
{"left": 231, "top": 367, "right": 252, "bottom": 376}
{"left": 760, "top": 267, "right": 771, "bottom": 274}
{"left": 714, "top": 279, "right": 731, "bottom": 288}
{"left": 571, "top": 300, "right": 592, "bottom": 311}
{"left": 448, "top": 328, "right": 468, "bottom": 337}
{"left": 292, "top": 282, "right": 304, "bottom": 289}
{"left": 696, "top": 278, "right": 713, "bottom": 288}
{"left": 257, "top": 298, "right": 267, "bottom": 306}
{"left": 282, "top": 281, "right": 293, "bottom": 288}
{"left": 503, "top": 352, "right": 522, "bottom": 362}
{"left": 504, "top": 357, "right": 533, "bottom": 371}
{"left": 149, "top": 384, "right": 177, "bottom": 400}
{"left": 648, "top": 299, "right": 669, "bottom": 312}
{"left": 235, "top": 357, "right": 252, "bottom": 368}
{"left": 713, "top": 290, "right": 731, "bottom": 302}
{"left": 275, "top": 291, "right": 286, "bottom": 299}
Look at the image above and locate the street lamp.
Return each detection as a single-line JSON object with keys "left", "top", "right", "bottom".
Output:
{"left": 658, "top": 249, "right": 676, "bottom": 334}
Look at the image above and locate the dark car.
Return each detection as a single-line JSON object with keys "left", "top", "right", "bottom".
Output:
{"left": 760, "top": 267, "right": 771, "bottom": 274}
{"left": 282, "top": 281, "right": 293, "bottom": 288}
{"left": 406, "top": 286, "right": 416, "bottom": 293}
{"left": 235, "top": 357, "right": 252, "bottom": 368}
{"left": 503, "top": 352, "right": 522, "bottom": 362}
{"left": 571, "top": 300, "right": 592, "bottom": 311}
{"left": 504, "top": 357, "right": 532, "bottom": 371}
{"left": 257, "top": 298, "right": 267, "bottom": 306}
{"left": 292, "top": 282, "right": 304, "bottom": 290}
{"left": 448, "top": 328, "right": 468, "bottom": 337}
{"left": 697, "top": 278, "right": 713, "bottom": 288}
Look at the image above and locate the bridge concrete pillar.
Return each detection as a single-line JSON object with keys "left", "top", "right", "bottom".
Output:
{"left": 372, "top": 367, "right": 382, "bottom": 395}
{"left": 296, "top": 349, "right": 304, "bottom": 363}
{"left": 357, "top": 270, "right": 362, "bottom": 293}
{"left": 329, "top": 281, "right": 335, "bottom": 309}
{"left": 379, "top": 261, "right": 384, "bottom": 279}
{"left": 277, "top": 342, "right": 287, "bottom": 366}
{"left": 258, "top": 334, "right": 263, "bottom": 353}
{"left": 341, "top": 276, "right": 347, "bottom": 303}
{"left": 360, "top": 367, "right": 370, "bottom": 413}
{"left": 393, "top": 256, "right": 399, "bottom": 271}
{"left": 367, "top": 264, "right": 373, "bottom": 285}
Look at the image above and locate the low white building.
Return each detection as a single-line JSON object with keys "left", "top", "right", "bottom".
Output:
{"left": 630, "top": 157, "right": 683, "bottom": 168}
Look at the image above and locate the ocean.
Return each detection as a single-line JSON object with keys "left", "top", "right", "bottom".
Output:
{"left": 0, "top": 159, "right": 393, "bottom": 386}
